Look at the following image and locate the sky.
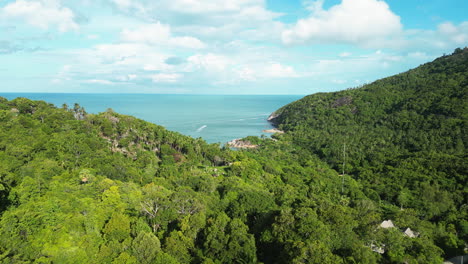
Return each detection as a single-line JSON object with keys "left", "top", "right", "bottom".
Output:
{"left": 0, "top": 0, "right": 467, "bottom": 95}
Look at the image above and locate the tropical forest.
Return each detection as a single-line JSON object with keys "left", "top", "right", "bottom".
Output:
{"left": 0, "top": 48, "right": 466, "bottom": 263}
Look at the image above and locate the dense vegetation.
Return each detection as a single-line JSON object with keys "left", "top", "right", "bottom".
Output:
{"left": 0, "top": 48, "right": 466, "bottom": 263}
{"left": 269, "top": 48, "right": 468, "bottom": 260}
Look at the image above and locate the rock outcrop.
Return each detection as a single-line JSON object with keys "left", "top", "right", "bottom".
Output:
{"left": 227, "top": 139, "right": 258, "bottom": 149}
{"left": 262, "top": 128, "right": 284, "bottom": 134}
{"left": 267, "top": 112, "right": 279, "bottom": 121}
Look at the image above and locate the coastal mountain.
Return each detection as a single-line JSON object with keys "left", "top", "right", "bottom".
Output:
{"left": 269, "top": 48, "right": 467, "bottom": 258}
{"left": 270, "top": 48, "right": 467, "bottom": 165}
{"left": 0, "top": 97, "right": 369, "bottom": 263}
{"left": 0, "top": 49, "right": 466, "bottom": 264}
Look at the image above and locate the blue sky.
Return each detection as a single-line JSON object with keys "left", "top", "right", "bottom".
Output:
{"left": 0, "top": 0, "right": 467, "bottom": 94}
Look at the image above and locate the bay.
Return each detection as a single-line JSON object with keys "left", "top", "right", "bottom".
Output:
{"left": 0, "top": 93, "right": 303, "bottom": 143}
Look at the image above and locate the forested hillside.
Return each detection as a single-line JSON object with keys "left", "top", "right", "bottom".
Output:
{"left": 0, "top": 97, "right": 379, "bottom": 263}
{"left": 0, "top": 49, "right": 466, "bottom": 264}
{"left": 269, "top": 48, "right": 468, "bottom": 259}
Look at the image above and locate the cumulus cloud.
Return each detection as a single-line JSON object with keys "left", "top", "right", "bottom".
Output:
{"left": 110, "top": 0, "right": 146, "bottom": 14}
{"left": 51, "top": 42, "right": 187, "bottom": 86}
{"left": 401, "top": 21, "right": 468, "bottom": 51}
{"left": 339, "top": 52, "right": 352, "bottom": 57}
{"left": 83, "top": 79, "right": 116, "bottom": 85}
{"left": 15, "top": 0, "right": 462, "bottom": 94}
{"left": 331, "top": 79, "right": 347, "bottom": 84}
{"left": 151, "top": 73, "right": 182, "bottom": 83}
{"left": 107, "top": 0, "right": 283, "bottom": 43}
{"left": 234, "top": 62, "right": 300, "bottom": 82}
{"left": 407, "top": 51, "right": 429, "bottom": 60}
{"left": 236, "top": 67, "right": 256, "bottom": 81}
{"left": 111, "top": 0, "right": 136, "bottom": 10}
{"left": 121, "top": 23, "right": 206, "bottom": 49}
{"left": 302, "top": 50, "right": 432, "bottom": 89}
{"left": 116, "top": 74, "right": 137, "bottom": 82}
{"left": 264, "top": 63, "right": 299, "bottom": 78}
{"left": 437, "top": 22, "right": 468, "bottom": 45}
{"left": 187, "top": 54, "right": 230, "bottom": 72}
{"left": 1, "top": 0, "right": 79, "bottom": 32}
{"left": 121, "top": 23, "right": 170, "bottom": 43}
{"left": 165, "top": 0, "right": 265, "bottom": 14}
{"left": 107, "top": 0, "right": 273, "bottom": 20}
{"left": 282, "top": 0, "right": 402, "bottom": 46}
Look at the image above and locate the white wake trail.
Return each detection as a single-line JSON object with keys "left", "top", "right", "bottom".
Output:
{"left": 196, "top": 125, "right": 207, "bottom": 132}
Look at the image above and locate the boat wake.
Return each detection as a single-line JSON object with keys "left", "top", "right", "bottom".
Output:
{"left": 196, "top": 125, "right": 207, "bottom": 132}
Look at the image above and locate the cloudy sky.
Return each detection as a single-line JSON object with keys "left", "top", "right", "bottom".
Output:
{"left": 0, "top": 0, "right": 467, "bottom": 94}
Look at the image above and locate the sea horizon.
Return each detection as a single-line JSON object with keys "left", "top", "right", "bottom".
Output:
{"left": 0, "top": 92, "right": 308, "bottom": 96}
{"left": 1, "top": 93, "right": 303, "bottom": 144}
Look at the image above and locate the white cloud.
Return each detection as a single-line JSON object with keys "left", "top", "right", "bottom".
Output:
{"left": 236, "top": 67, "right": 256, "bottom": 81}
{"left": 282, "top": 0, "right": 402, "bottom": 46}
{"left": 437, "top": 22, "right": 468, "bottom": 45}
{"left": 339, "top": 52, "right": 352, "bottom": 57}
{"left": 166, "top": 0, "right": 264, "bottom": 14}
{"left": 187, "top": 54, "right": 230, "bottom": 72}
{"left": 331, "top": 79, "right": 347, "bottom": 84}
{"left": 121, "top": 23, "right": 206, "bottom": 49}
{"left": 438, "top": 22, "right": 458, "bottom": 35}
{"left": 299, "top": 50, "right": 435, "bottom": 90}
{"left": 116, "top": 74, "right": 137, "bottom": 81}
{"left": 233, "top": 62, "right": 299, "bottom": 82}
{"left": 151, "top": 73, "right": 182, "bottom": 83}
{"left": 106, "top": 0, "right": 283, "bottom": 43}
{"left": 1, "top": 0, "right": 79, "bottom": 32}
{"left": 264, "top": 63, "right": 299, "bottom": 78}
{"left": 89, "top": 43, "right": 169, "bottom": 69}
{"left": 143, "top": 64, "right": 158, "bottom": 71}
{"left": 237, "top": 5, "right": 281, "bottom": 21}
{"left": 401, "top": 21, "right": 468, "bottom": 51}
{"left": 112, "top": 0, "right": 133, "bottom": 9}
{"left": 47, "top": 43, "right": 173, "bottom": 86}
{"left": 110, "top": 0, "right": 146, "bottom": 14}
{"left": 407, "top": 51, "right": 429, "bottom": 59}
{"left": 171, "top": 36, "right": 206, "bottom": 49}
{"left": 51, "top": 64, "right": 73, "bottom": 83}
{"left": 121, "top": 23, "right": 171, "bottom": 43}
{"left": 84, "top": 79, "right": 116, "bottom": 85}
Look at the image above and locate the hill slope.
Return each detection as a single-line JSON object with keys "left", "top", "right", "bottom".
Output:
{"left": 269, "top": 48, "right": 468, "bottom": 257}
{"left": 0, "top": 97, "right": 395, "bottom": 263}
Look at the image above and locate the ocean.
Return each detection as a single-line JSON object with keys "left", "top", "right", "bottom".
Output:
{"left": 0, "top": 94, "right": 303, "bottom": 144}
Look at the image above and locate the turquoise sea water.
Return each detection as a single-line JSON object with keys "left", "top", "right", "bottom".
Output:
{"left": 0, "top": 94, "right": 303, "bottom": 143}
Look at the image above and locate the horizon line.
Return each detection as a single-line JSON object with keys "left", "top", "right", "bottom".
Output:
{"left": 0, "top": 92, "right": 308, "bottom": 96}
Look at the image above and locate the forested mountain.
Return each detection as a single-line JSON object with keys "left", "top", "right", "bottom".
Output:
{"left": 269, "top": 48, "right": 468, "bottom": 259}
{"left": 0, "top": 48, "right": 466, "bottom": 264}
{"left": 0, "top": 97, "right": 373, "bottom": 263}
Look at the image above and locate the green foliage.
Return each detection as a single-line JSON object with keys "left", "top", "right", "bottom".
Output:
{"left": 269, "top": 48, "right": 468, "bottom": 260}
{"left": 201, "top": 213, "right": 257, "bottom": 263}
{"left": 132, "top": 231, "right": 161, "bottom": 264}
{"left": 103, "top": 213, "right": 131, "bottom": 242}
{"left": 0, "top": 49, "right": 465, "bottom": 263}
